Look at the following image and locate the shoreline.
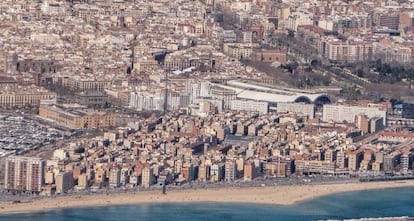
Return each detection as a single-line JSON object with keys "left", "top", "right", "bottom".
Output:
{"left": 1, "top": 180, "right": 414, "bottom": 215}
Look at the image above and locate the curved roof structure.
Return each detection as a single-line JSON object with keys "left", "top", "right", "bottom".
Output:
{"left": 213, "top": 80, "right": 331, "bottom": 104}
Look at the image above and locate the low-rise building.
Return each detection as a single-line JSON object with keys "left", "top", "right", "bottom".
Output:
{"left": 39, "top": 104, "right": 116, "bottom": 129}
{"left": 250, "top": 48, "right": 287, "bottom": 64}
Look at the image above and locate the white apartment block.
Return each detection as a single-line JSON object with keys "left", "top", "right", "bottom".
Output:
{"left": 186, "top": 80, "right": 212, "bottom": 105}
{"left": 167, "top": 91, "right": 181, "bottom": 111}
{"left": 230, "top": 100, "right": 268, "bottom": 114}
{"left": 129, "top": 91, "right": 163, "bottom": 111}
{"left": 323, "top": 104, "right": 387, "bottom": 125}
{"left": 288, "top": 12, "right": 313, "bottom": 32}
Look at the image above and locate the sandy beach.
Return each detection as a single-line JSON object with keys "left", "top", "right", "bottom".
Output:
{"left": 1, "top": 180, "right": 414, "bottom": 214}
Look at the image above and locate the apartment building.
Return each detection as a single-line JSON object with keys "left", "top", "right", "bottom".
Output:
{"left": 277, "top": 102, "right": 315, "bottom": 119}
{"left": 129, "top": 91, "right": 163, "bottom": 111}
{"left": 323, "top": 104, "right": 387, "bottom": 125}
{"left": 224, "top": 160, "right": 236, "bottom": 183}
{"left": 0, "top": 85, "right": 56, "bottom": 107}
{"left": 141, "top": 166, "right": 154, "bottom": 188}
{"left": 39, "top": 104, "right": 116, "bottom": 129}
{"left": 288, "top": 12, "right": 313, "bottom": 32}
{"left": 55, "top": 171, "right": 74, "bottom": 193}
{"left": 63, "top": 77, "right": 112, "bottom": 92}
{"left": 323, "top": 38, "right": 374, "bottom": 62}
{"left": 348, "top": 149, "right": 364, "bottom": 171}
{"left": 230, "top": 99, "right": 268, "bottom": 114}
{"left": 223, "top": 43, "right": 259, "bottom": 60}
{"left": 5, "top": 156, "right": 45, "bottom": 192}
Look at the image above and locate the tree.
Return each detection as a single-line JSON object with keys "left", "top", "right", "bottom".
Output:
{"left": 287, "top": 30, "right": 294, "bottom": 38}
{"left": 289, "top": 61, "right": 299, "bottom": 74}
{"left": 357, "top": 69, "right": 364, "bottom": 77}
{"left": 310, "top": 59, "right": 320, "bottom": 68}
{"left": 239, "top": 58, "right": 250, "bottom": 66}
{"left": 341, "top": 86, "right": 362, "bottom": 101}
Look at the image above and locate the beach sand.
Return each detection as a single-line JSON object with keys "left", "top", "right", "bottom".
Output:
{"left": 1, "top": 180, "right": 414, "bottom": 214}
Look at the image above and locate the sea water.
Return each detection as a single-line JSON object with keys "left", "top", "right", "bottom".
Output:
{"left": 1, "top": 187, "right": 414, "bottom": 221}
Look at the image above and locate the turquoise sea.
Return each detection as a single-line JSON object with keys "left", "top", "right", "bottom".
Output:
{"left": 1, "top": 187, "right": 414, "bottom": 221}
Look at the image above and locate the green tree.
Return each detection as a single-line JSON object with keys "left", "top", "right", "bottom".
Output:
{"left": 356, "top": 69, "right": 364, "bottom": 77}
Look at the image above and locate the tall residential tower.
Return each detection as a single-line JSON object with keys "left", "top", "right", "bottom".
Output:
{"left": 5, "top": 156, "right": 45, "bottom": 192}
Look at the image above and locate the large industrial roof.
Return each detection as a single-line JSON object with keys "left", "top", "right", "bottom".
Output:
{"left": 213, "top": 80, "right": 331, "bottom": 104}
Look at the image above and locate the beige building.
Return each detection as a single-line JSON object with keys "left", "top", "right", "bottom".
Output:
{"left": 266, "top": 162, "right": 288, "bottom": 177}
{"left": 356, "top": 114, "right": 369, "bottom": 134}
{"left": 244, "top": 161, "right": 258, "bottom": 181}
{"left": 323, "top": 37, "right": 374, "bottom": 62}
{"left": 223, "top": 43, "right": 259, "bottom": 60}
{"left": 45, "top": 171, "right": 55, "bottom": 185}
{"left": 39, "top": 104, "right": 116, "bottom": 129}
{"left": 141, "top": 165, "right": 154, "bottom": 188}
{"left": 62, "top": 77, "right": 112, "bottom": 91}
{"left": 134, "top": 59, "right": 158, "bottom": 72}
{"left": 348, "top": 149, "right": 364, "bottom": 171}
{"left": 324, "top": 149, "right": 337, "bottom": 162}
{"left": 336, "top": 151, "right": 347, "bottom": 168}
{"left": 55, "top": 171, "right": 74, "bottom": 193}
{"left": 295, "top": 160, "right": 336, "bottom": 174}
{"left": 198, "top": 164, "right": 210, "bottom": 181}
{"left": 109, "top": 168, "right": 121, "bottom": 188}
{"left": 277, "top": 102, "right": 315, "bottom": 118}
{"left": 0, "top": 85, "right": 56, "bottom": 107}
{"left": 372, "top": 161, "right": 382, "bottom": 172}
{"left": 77, "top": 174, "right": 89, "bottom": 189}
